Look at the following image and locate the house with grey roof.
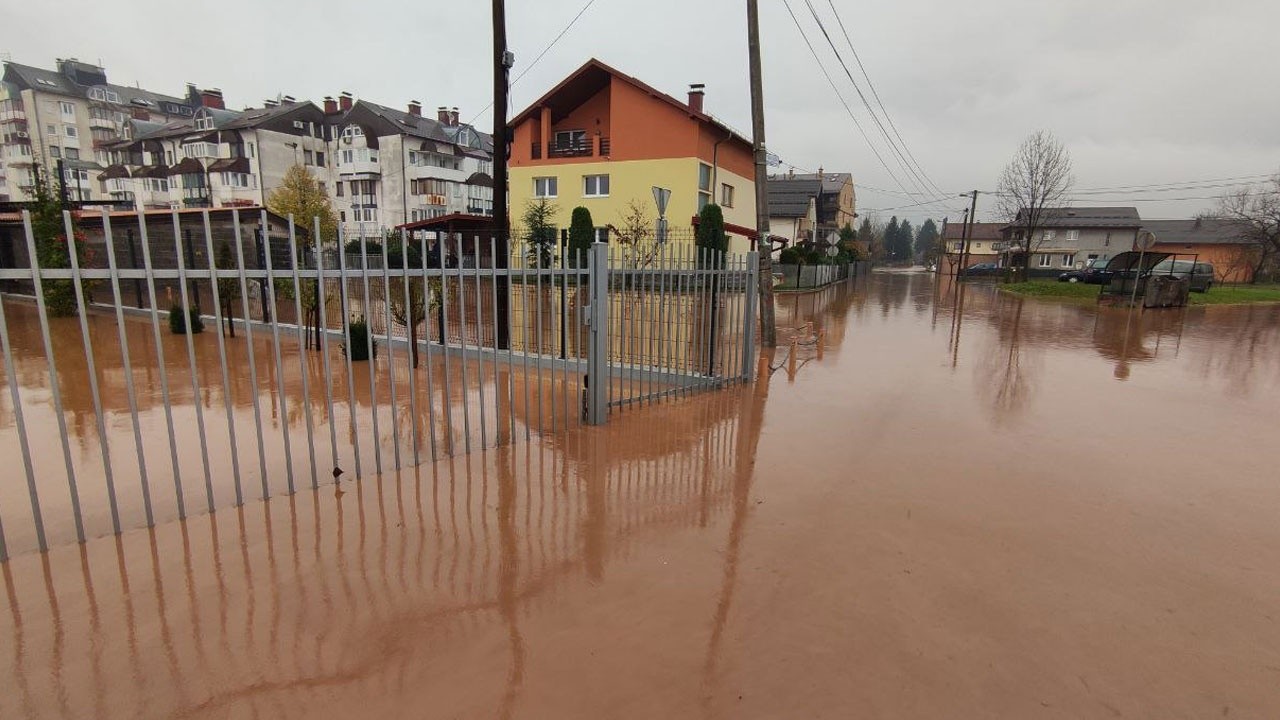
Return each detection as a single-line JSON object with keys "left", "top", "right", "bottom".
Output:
{"left": 1141, "top": 217, "right": 1260, "bottom": 283}
{"left": 766, "top": 169, "right": 856, "bottom": 244}
{"left": 323, "top": 95, "right": 494, "bottom": 239}
{"left": 0, "top": 57, "right": 196, "bottom": 203}
{"left": 1001, "top": 206, "right": 1143, "bottom": 272}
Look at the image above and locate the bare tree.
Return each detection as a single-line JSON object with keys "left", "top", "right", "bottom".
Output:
{"left": 1214, "top": 171, "right": 1280, "bottom": 284}
{"left": 996, "top": 131, "right": 1074, "bottom": 279}
{"left": 608, "top": 200, "right": 660, "bottom": 268}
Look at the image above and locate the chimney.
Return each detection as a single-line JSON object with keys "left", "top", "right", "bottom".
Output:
{"left": 449, "top": 107, "right": 459, "bottom": 127}
{"left": 339, "top": 91, "right": 353, "bottom": 111}
{"left": 817, "top": 165, "right": 824, "bottom": 177}
{"left": 323, "top": 96, "right": 337, "bottom": 114}
{"left": 130, "top": 107, "right": 150, "bottom": 121}
{"left": 199, "top": 88, "right": 225, "bottom": 109}
{"left": 438, "top": 106, "right": 449, "bottom": 124}
{"left": 407, "top": 100, "right": 422, "bottom": 116}
{"left": 688, "top": 83, "right": 705, "bottom": 114}
{"left": 264, "top": 99, "right": 278, "bottom": 108}
{"left": 282, "top": 95, "right": 296, "bottom": 105}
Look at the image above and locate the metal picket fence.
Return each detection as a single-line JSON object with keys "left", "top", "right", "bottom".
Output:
{"left": 0, "top": 208, "right": 757, "bottom": 557}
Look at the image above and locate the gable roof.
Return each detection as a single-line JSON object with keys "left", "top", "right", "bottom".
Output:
{"left": 510, "top": 58, "right": 752, "bottom": 148}
{"left": 219, "top": 100, "right": 317, "bottom": 130}
{"left": 1142, "top": 218, "right": 1254, "bottom": 245}
{"left": 766, "top": 177, "right": 823, "bottom": 218}
{"left": 3, "top": 61, "right": 189, "bottom": 109}
{"left": 1032, "top": 206, "right": 1142, "bottom": 228}
{"left": 942, "top": 221, "right": 1004, "bottom": 241}
{"left": 339, "top": 100, "right": 494, "bottom": 155}
{"left": 790, "top": 172, "right": 852, "bottom": 194}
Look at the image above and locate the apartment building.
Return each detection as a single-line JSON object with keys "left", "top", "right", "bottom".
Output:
{"left": 323, "top": 94, "right": 495, "bottom": 239}
{"left": 508, "top": 59, "right": 757, "bottom": 252}
{"left": 0, "top": 57, "right": 196, "bottom": 203}
{"left": 100, "top": 95, "right": 330, "bottom": 211}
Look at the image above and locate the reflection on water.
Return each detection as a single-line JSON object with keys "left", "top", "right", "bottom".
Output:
{"left": 0, "top": 382, "right": 767, "bottom": 719}
{"left": 6, "top": 272, "right": 1280, "bottom": 718}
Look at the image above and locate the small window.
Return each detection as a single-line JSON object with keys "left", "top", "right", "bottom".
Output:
{"left": 554, "top": 129, "right": 585, "bottom": 149}
{"left": 49, "top": 146, "right": 62, "bottom": 158}
{"left": 64, "top": 125, "right": 77, "bottom": 138}
{"left": 47, "top": 124, "right": 58, "bottom": 136}
{"left": 315, "top": 151, "right": 325, "bottom": 166}
{"left": 1061, "top": 254, "right": 1074, "bottom": 267}
{"left": 698, "top": 163, "right": 712, "bottom": 192}
{"left": 1042, "top": 230, "right": 1055, "bottom": 242}
{"left": 166, "top": 150, "right": 173, "bottom": 165}
{"left": 304, "top": 149, "right": 315, "bottom": 165}
{"left": 248, "top": 143, "right": 255, "bottom": 158}
{"left": 59, "top": 101, "right": 76, "bottom": 116}
{"left": 1038, "top": 254, "right": 1052, "bottom": 268}
{"left": 534, "top": 176, "right": 558, "bottom": 198}
{"left": 336, "top": 181, "right": 344, "bottom": 197}
{"left": 195, "top": 114, "right": 214, "bottom": 131}
{"left": 65, "top": 147, "right": 79, "bottom": 160}
{"left": 720, "top": 183, "right": 734, "bottom": 207}
{"left": 1066, "top": 229, "right": 1080, "bottom": 241}
{"left": 340, "top": 211, "right": 346, "bottom": 222}
{"left": 583, "top": 174, "right": 609, "bottom": 197}
{"left": 594, "top": 228, "right": 609, "bottom": 243}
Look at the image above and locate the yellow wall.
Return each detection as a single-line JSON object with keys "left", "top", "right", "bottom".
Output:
{"left": 510, "top": 157, "right": 757, "bottom": 254}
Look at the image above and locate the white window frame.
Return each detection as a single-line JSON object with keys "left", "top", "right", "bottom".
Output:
{"left": 1066, "top": 229, "right": 1080, "bottom": 241}
{"left": 721, "top": 183, "right": 734, "bottom": 207}
{"left": 64, "top": 125, "right": 77, "bottom": 138}
{"left": 195, "top": 114, "right": 214, "bottom": 131}
{"left": 583, "top": 174, "right": 609, "bottom": 198}
{"left": 1038, "top": 254, "right": 1052, "bottom": 268}
{"left": 1042, "top": 230, "right": 1055, "bottom": 243}
{"left": 534, "top": 176, "right": 558, "bottom": 198}
{"left": 59, "top": 101, "right": 76, "bottom": 117}
{"left": 1061, "top": 253, "right": 1074, "bottom": 267}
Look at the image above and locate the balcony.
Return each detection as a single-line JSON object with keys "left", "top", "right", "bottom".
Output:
{"left": 89, "top": 116, "right": 116, "bottom": 131}
{"left": 0, "top": 108, "right": 25, "bottom": 123}
{"left": 337, "top": 160, "right": 380, "bottom": 177}
{"left": 531, "top": 136, "right": 610, "bottom": 160}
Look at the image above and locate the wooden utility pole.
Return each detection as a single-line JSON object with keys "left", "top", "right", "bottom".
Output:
{"left": 747, "top": 0, "right": 776, "bottom": 347}
{"left": 959, "top": 190, "right": 979, "bottom": 275}
{"left": 493, "top": 0, "right": 512, "bottom": 349}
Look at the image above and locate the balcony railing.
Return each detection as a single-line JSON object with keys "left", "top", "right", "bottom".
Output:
{"left": 531, "top": 136, "right": 610, "bottom": 160}
{"left": 0, "top": 109, "right": 25, "bottom": 122}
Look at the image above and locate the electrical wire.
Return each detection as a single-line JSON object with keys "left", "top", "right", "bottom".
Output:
{"left": 465, "top": 0, "right": 601, "bottom": 128}
{"left": 823, "top": 0, "right": 947, "bottom": 200}
{"left": 799, "top": 0, "right": 945, "bottom": 203}
{"left": 779, "top": 0, "right": 920, "bottom": 202}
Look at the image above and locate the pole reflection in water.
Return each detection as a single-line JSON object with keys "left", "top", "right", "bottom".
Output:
{"left": 0, "top": 380, "right": 767, "bottom": 719}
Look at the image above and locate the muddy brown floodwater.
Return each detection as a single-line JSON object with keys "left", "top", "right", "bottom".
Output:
{"left": 3, "top": 271, "right": 1280, "bottom": 718}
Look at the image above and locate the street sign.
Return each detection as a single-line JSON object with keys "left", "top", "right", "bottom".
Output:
{"left": 826, "top": 246, "right": 839, "bottom": 257}
{"left": 826, "top": 231, "right": 839, "bottom": 246}
{"left": 1137, "top": 230, "right": 1157, "bottom": 251}
{"left": 651, "top": 186, "right": 671, "bottom": 216}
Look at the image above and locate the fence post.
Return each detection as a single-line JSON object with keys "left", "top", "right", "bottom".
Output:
{"left": 743, "top": 251, "right": 759, "bottom": 381}
{"left": 585, "top": 241, "right": 609, "bottom": 425}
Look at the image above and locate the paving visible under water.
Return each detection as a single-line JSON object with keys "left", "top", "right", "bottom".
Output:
{"left": 3, "top": 272, "right": 1280, "bottom": 718}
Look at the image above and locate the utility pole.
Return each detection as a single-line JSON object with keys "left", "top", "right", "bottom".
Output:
{"left": 492, "top": 0, "right": 512, "bottom": 349}
{"left": 959, "top": 190, "right": 979, "bottom": 275}
{"left": 747, "top": 0, "right": 776, "bottom": 347}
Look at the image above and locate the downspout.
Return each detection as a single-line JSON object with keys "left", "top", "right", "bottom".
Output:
{"left": 400, "top": 135, "right": 408, "bottom": 227}
{"left": 711, "top": 126, "right": 733, "bottom": 198}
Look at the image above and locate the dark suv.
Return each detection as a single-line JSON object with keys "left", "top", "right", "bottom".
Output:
{"left": 1148, "top": 259, "right": 1215, "bottom": 292}
{"left": 1058, "top": 257, "right": 1113, "bottom": 284}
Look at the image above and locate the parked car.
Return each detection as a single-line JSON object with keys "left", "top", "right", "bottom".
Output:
{"left": 959, "top": 262, "right": 1002, "bottom": 277}
{"left": 1147, "top": 259, "right": 1215, "bottom": 292}
{"left": 1058, "top": 257, "right": 1114, "bottom": 284}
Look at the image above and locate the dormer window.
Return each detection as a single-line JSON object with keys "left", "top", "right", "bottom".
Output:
{"left": 195, "top": 111, "right": 214, "bottom": 131}
{"left": 341, "top": 125, "right": 364, "bottom": 140}
{"left": 457, "top": 128, "right": 472, "bottom": 146}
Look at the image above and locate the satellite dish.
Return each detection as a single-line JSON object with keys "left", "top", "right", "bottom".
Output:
{"left": 1137, "top": 230, "right": 1156, "bottom": 251}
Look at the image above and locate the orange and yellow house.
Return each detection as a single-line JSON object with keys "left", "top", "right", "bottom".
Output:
{"left": 508, "top": 59, "right": 757, "bottom": 253}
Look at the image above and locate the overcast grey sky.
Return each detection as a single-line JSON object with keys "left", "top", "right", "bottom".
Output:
{"left": 5, "top": 0, "right": 1278, "bottom": 225}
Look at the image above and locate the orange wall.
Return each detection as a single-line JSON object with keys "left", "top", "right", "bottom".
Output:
{"left": 696, "top": 124, "right": 754, "bottom": 178}
{"left": 608, "top": 78, "right": 699, "bottom": 161}
{"left": 1152, "top": 243, "right": 1257, "bottom": 283}
{"left": 510, "top": 71, "right": 754, "bottom": 175}
{"left": 550, "top": 86, "right": 611, "bottom": 143}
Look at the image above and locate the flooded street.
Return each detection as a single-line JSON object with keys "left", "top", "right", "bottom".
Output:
{"left": 4, "top": 271, "right": 1280, "bottom": 718}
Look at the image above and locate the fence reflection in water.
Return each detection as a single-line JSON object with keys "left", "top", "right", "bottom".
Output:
{"left": 0, "top": 209, "right": 757, "bottom": 557}
{"left": 0, "top": 382, "right": 763, "bottom": 720}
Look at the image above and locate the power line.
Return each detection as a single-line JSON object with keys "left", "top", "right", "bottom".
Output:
{"left": 465, "top": 0, "right": 600, "bottom": 127}
{"left": 1070, "top": 173, "right": 1273, "bottom": 192}
{"left": 778, "top": 0, "right": 918, "bottom": 201}
{"left": 823, "top": 0, "right": 947, "bottom": 199}
{"left": 799, "top": 0, "right": 945, "bottom": 203}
